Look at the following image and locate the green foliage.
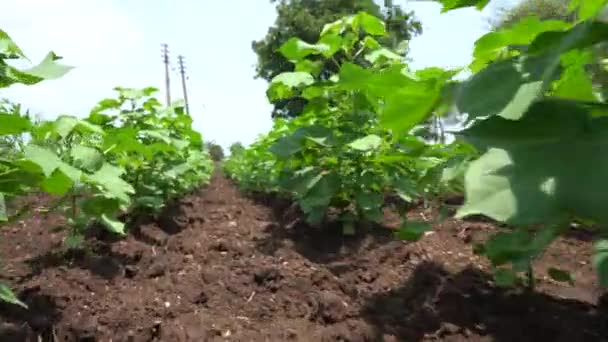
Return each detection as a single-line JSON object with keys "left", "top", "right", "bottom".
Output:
{"left": 0, "top": 29, "right": 213, "bottom": 307}
{"left": 227, "top": 11, "right": 471, "bottom": 232}
{"left": 232, "top": 0, "right": 608, "bottom": 289}
{"left": 228, "top": 142, "right": 245, "bottom": 156}
{"left": 205, "top": 141, "right": 225, "bottom": 162}
{"left": 252, "top": 0, "right": 422, "bottom": 118}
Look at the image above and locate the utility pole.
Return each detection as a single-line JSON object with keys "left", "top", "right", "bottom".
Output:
{"left": 177, "top": 55, "right": 190, "bottom": 115}
{"left": 161, "top": 43, "right": 171, "bottom": 106}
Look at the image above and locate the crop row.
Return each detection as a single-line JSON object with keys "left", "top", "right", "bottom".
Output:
{"left": 225, "top": 1, "right": 608, "bottom": 290}
{"left": 0, "top": 29, "right": 213, "bottom": 306}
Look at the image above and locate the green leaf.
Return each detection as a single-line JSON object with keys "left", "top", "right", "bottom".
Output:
{"left": 553, "top": 50, "right": 596, "bottom": 101}
{"left": 270, "top": 72, "right": 314, "bottom": 88}
{"left": 278, "top": 38, "right": 329, "bottom": 61}
{"left": 364, "top": 48, "right": 402, "bottom": 64}
{"left": 434, "top": 0, "right": 490, "bottom": 13}
{"left": 456, "top": 100, "right": 608, "bottom": 225}
{"left": 70, "top": 145, "right": 104, "bottom": 172}
{"left": 352, "top": 12, "right": 386, "bottom": 36}
{"left": 24, "top": 145, "right": 81, "bottom": 181}
{"left": 101, "top": 214, "right": 125, "bottom": 235}
{"left": 593, "top": 240, "right": 608, "bottom": 287}
{"left": 0, "top": 29, "right": 26, "bottom": 58}
{"left": 493, "top": 268, "right": 518, "bottom": 287}
{"left": 0, "top": 284, "right": 27, "bottom": 308}
{"left": 81, "top": 196, "right": 121, "bottom": 217}
{"left": 470, "top": 17, "right": 571, "bottom": 72}
{"left": 528, "top": 21, "right": 608, "bottom": 55}
{"left": 548, "top": 268, "right": 574, "bottom": 284}
{"left": 269, "top": 135, "right": 303, "bottom": 158}
{"left": 40, "top": 169, "right": 73, "bottom": 195}
{"left": 299, "top": 171, "right": 340, "bottom": 219}
{"left": 86, "top": 163, "right": 134, "bottom": 203}
{"left": 395, "top": 221, "right": 431, "bottom": 241}
{"left": 456, "top": 57, "right": 547, "bottom": 121}
{"left": 348, "top": 134, "right": 382, "bottom": 151}
{"left": 22, "top": 52, "right": 73, "bottom": 80}
{"left": 0, "top": 114, "right": 31, "bottom": 135}
{"left": 569, "top": 0, "right": 608, "bottom": 20}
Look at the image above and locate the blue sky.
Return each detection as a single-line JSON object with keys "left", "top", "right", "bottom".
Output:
{"left": 2, "top": 0, "right": 518, "bottom": 149}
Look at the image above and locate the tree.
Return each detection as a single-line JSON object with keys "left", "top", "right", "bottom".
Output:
{"left": 205, "top": 141, "right": 225, "bottom": 162}
{"left": 490, "top": 0, "right": 574, "bottom": 29}
{"left": 229, "top": 142, "right": 245, "bottom": 156}
{"left": 253, "top": 0, "right": 422, "bottom": 118}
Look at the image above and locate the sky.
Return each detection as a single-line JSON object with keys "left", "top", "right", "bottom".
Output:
{"left": 2, "top": 0, "right": 518, "bottom": 149}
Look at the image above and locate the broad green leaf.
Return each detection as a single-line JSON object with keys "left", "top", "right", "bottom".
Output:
{"left": 24, "top": 145, "right": 81, "bottom": 181}
{"left": 553, "top": 50, "right": 596, "bottom": 101}
{"left": 70, "top": 145, "right": 103, "bottom": 172}
{"left": 40, "top": 169, "right": 73, "bottom": 195}
{"left": 470, "top": 17, "right": 571, "bottom": 71}
{"left": 364, "top": 48, "right": 402, "bottom": 64}
{"left": 548, "top": 268, "right": 574, "bottom": 284}
{"left": 456, "top": 57, "right": 548, "bottom": 121}
{"left": 165, "top": 163, "right": 192, "bottom": 179}
{"left": 381, "top": 88, "right": 441, "bottom": 133}
{"left": 0, "top": 284, "right": 27, "bottom": 308}
{"left": 395, "top": 221, "right": 431, "bottom": 241}
{"left": 352, "top": 12, "right": 386, "bottom": 36}
{"left": 0, "top": 114, "right": 31, "bottom": 135}
{"left": 270, "top": 72, "right": 314, "bottom": 88}
{"left": 269, "top": 135, "right": 303, "bottom": 158}
{"left": 278, "top": 38, "right": 329, "bottom": 61}
{"left": 528, "top": 21, "right": 608, "bottom": 55}
{"left": 493, "top": 268, "right": 518, "bottom": 287}
{"left": 81, "top": 196, "right": 120, "bottom": 216}
{"left": 569, "top": 0, "right": 608, "bottom": 20}
{"left": 0, "top": 29, "right": 26, "bottom": 58}
{"left": 348, "top": 134, "right": 382, "bottom": 151}
{"left": 299, "top": 171, "right": 340, "bottom": 214}
{"left": 593, "top": 240, "right": 608, "bottom": 287}
{"left": 22, "top": 52, "right": 73, "bottom": 80}
{"left": 433, "top": 0, "right": 490, "bottom": 13}
{"left": 101, "top": 214, "right": 125, "bottom": 235}
{"left": 54, "top": 115, "right": 104, "bottom": 138}
{"left": 456, "top": 100, "right": 608, "bottom": 225}
{"left": 295, "top": 60, "right": 323, "bottom": 76}
{"left": 86, "top": 163, "right": 134, "bottom": 203}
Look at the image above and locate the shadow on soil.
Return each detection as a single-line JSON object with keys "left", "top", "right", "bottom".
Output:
{"left": 362, "top": 261, "right": 608, "bottom": 341}
{"left": 248, "top": 191, "right": 397, "bottom": 264}
{"left": 0, "top": 287, "right": 61, "bottom": 341}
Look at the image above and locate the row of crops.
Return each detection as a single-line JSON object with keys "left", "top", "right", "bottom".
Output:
{"left": 225, "top": 1, "right": 608, "bottom": 289}
{"left": 0, "top": 30, "right": 214, "bottom": 306}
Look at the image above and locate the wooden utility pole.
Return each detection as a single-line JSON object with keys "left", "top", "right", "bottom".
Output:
{"left": 161, "top": 43, "right": 171, "bottom": 106}
{"left": 177, "top": 55, "right": 190, "bottom": 115}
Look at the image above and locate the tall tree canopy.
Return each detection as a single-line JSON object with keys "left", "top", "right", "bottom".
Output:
{"left": 253, "top": 0, "right": 422, "bottom": 118}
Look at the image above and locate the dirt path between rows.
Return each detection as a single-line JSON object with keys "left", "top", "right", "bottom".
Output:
{"left": 1, "top": 171, "right": 607, "bottom": 341}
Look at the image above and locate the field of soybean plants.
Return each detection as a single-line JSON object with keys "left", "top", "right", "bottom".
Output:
{"left": 2, "top": 0, "right": 608, "bottom": 341}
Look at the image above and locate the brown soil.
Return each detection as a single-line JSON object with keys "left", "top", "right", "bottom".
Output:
{"left": 1, "top": 172, "right": 607, "bottom": 341}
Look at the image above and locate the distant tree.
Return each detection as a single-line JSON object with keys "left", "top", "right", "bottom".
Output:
{"left": 205, "top": 141, "right": 225, "bottom": 162}
{"left": 491, "top": 0, "right": 608, "bottom": 100}
{"left": 253, "top": 0, "right": 422, "bottom": 118}
{"left": 490, "top": 0, "right": 574, "bottom": 29}
{"left": 229, "top": 142, "right": 245, "bottom": 156}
